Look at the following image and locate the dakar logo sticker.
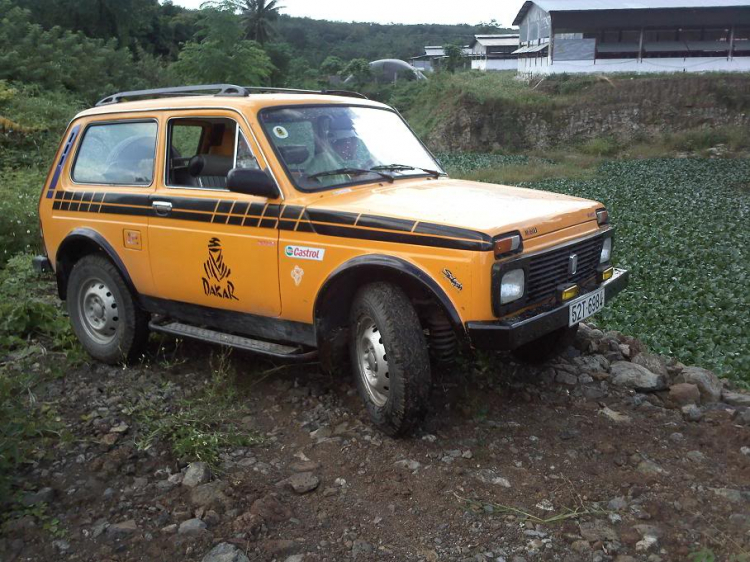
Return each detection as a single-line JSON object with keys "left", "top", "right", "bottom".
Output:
{"left": 291, "top": 265, "right": 304, "bottom": 287}
{"left": 201, "top": 238, "right": 239, "bottom": 301}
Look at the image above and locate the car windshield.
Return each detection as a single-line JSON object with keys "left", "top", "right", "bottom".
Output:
{"left": 259, "top": 105, "right": 444, "bottom": 191}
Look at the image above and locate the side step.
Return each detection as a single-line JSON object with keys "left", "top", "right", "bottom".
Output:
{"left": 149, "top": 321, "right": 318, "bottom": 362}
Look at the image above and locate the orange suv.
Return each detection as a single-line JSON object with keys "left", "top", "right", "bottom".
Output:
{"left": 34, "top": 84, "right": 628, "bottom": 435}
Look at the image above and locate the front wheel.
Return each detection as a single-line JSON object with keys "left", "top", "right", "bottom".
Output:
{"left": 67, "top": 255, "right": 149, "bottom": 364}
{"left": 349, "top": 283, "right": 431, "bottom": 436}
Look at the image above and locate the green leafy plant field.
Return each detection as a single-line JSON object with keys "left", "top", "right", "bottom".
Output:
{"left": 443, "top": 155, "right": 750, "bottom": 380}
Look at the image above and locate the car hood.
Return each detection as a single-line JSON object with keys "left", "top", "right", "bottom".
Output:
{"left": 307, "top": 177, "right": 602, "bottom": 240}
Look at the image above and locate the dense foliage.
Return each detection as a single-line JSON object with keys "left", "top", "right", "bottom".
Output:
{"left": 443, "top": 154, "right": 750, "bottom": 379}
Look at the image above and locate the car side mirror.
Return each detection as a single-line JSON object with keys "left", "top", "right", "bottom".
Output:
{"left": 226, "top": 168, "right": 280, "bottom": 198}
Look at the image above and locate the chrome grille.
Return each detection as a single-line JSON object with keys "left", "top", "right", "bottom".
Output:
{"left": 525, "top": 235, "right": 604, "bottom": 305}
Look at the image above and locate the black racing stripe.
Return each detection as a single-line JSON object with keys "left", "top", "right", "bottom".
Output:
{"left": 169, "top": 210, "right": 213, "bottom": 223}
{"left": 227, "top": 216, "right": 244, "bottom": 226}
{"left": 71, "top": 191, "right": 83, "bottom": 201}
{"left": 313, "top": 223, "right": 490, "bottom": 251}
{"left": 212, "top": 213, "right": 228, "bottom": 224}
{"left": 264, "top": 204, "right": 281, "bottom": 218}
{"left": 81, "top": 192, "right": 95, "bottom": 212}
{"left": 98, "top": 204, "right": 152, "bottom": 217}
{"left": 168, "top": 197, "right": 218, "bottom": 213}
{"left": 414, "top": 222, "right": 492, "bottom": 243}
{"left": 278, "top": 220, "right": 297, "bottom": 231}
{"left": 357, "top": 214, "right": 416, "bottom": 232}
{"left": 232, "top": 201, "right": 250, "bottom": 216}
{"left": 52, "top": 201, "right": 61, "bottom": 210}
{"left": 103, "top": 193, "right": 151, "bottom": 207}
{"left": 296, "top": 222, "right": 316, "bottom": 233}
{"left": 63, "top": 191, "right": 73, "bottom": 201}
{"left": 93, "top": 192, "right": 105, "bottom": 203}
{"left": 243, "top": 216, "right": 260, "bottom": 227}
{"left": 281, "top": 205, "right": 304, "bottom": 219}
{"left": 216, "top": 200, "right": 233, "bottom": 214}
{"left": 60, "top": 201, "right": 71, "bottom": 211}
{"left": 306, "top": 208, "right": 358, "bottom": 225}
{"left": 259, "top": 218, "right": 278, "bottom": 229}
{"left": 55, "top": 191, "right": 64, "bottom": 201}
{"left": 248, "top": 202, "right": 266, "bottom": 217}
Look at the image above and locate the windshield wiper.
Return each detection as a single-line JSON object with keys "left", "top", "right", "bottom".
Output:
{"left": 307, "top": 167, "right": 393, "bottom": 183}
{"left": 370, "top": 164, "right": 443, "bottom": 178}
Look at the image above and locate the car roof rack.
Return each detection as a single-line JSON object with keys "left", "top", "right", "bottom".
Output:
{"left": 95, "top": 84, "right": 368, "bottom": 107}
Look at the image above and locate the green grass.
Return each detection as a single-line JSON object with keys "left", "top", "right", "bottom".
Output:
{"left": 444, "top": 154, "right": 750, "bottom": 380}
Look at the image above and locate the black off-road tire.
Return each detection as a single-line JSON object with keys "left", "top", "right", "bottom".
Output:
{"left": 349, "top": 282, "right": 431, "bottom": 436}
{"left": 512, "top": 324, "right": 579, "bottom": 364}
{"left": 67, "top": 255, "right": 149, "bottom": 364}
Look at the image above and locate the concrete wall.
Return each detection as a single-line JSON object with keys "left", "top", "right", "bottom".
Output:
{"left": 519, "top": 56, "right": 750, "bottom": 76}
{"left": 471, "top": 59, "right": 518, "bottom": 71}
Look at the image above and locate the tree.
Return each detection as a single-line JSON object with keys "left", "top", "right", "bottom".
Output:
{"left": 320, "top": 55, "right": 344, "bottom": 77}
{"left": 341, "top": 58, "right": 371, "bottom": 86}
{"left": 443, "top": 43, "right": 464, "bottom": 73}
{"left": 171, "top": 6, "right": 274, "bottom": 85}
{"left": 222, "top": 0, "right": 282, "bottom": 45}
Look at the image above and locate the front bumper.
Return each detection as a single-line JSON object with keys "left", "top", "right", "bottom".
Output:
{"left": 467, "top": 267, "right": 629, "bottom": 351}
{"left": 32, "top": 255, "right": 53, "bottom": 273}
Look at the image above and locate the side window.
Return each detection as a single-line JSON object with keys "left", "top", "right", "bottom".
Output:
{"left": 72, "top": 121, "right": 157, "bottom": 185}
{"left": 167, "top": 117, "right": 260, "bottom": 189}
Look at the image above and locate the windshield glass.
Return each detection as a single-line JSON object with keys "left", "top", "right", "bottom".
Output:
{"left": 259, "top": 105, "right": 444, "bottom": 191}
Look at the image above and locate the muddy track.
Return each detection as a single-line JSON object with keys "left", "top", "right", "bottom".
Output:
{"left": 2, "top": 324, "right": 749, "bottom": 562}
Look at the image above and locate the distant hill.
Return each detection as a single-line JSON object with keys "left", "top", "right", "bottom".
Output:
{"left": 274, "top": 15, "right": 515, "bottom": 65}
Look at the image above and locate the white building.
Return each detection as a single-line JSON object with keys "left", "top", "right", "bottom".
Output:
{"left": 469, "top": 34, "right": 520, "bottom": 71}
{"left": 513, "top": 0, "right": 750, "bottom": 75}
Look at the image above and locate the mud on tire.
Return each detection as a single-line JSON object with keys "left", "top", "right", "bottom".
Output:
{"left": 349, "top": 282, "right": 431, "bottom": 436}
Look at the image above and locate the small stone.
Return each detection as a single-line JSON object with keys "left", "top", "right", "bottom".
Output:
{"left": 285, "top": 556, "right": 305, "bottom": 562}
{"left": 608, "top": 497, "right": 627, "bottom": 511}
{"left": 179, "top": 518, "right": 207, "bottom": 535}
{"left": 352, "top": 539, "right": 374, "bottom": 558}
{"left": 571, "top": 540, "right": 591, "bottom": 554}
{"left": 675, "top": 367, "right": 722, "bottom": 403}
{"left": 21, "top": 487, "right": 55, "bottom": 506}
{"left": 580, "top": 520, "right": 618, "bottom": 542}
{"left": 600, "top": 406, "right": 631, "bottom": 423}
{"left": 722, "top": 390, "right": 750, "bottom": 408}
{"left": 394, "top": 459, "right": 422, "bottom": 471}
{"left": 106, "top": 519, "right": 138, "bottom": 537}
{"left": 637, "top": 459, "right": 666, "bottom": 476}
{"left": 101, "top": 433, "right": 119, "bottom": 446}
{"left": 712, "top": 488, "right": 747, "bottom": 503}
{"left": 191, "top": 481, "right": 229, "bottom": 508}
{"left": 473, "top": 469, "right": 511, "bottom": 488}
{"left": 109, "top": 422, "right": 129, "bottom": 434}
{"left": 310, "top": 427, "right": 332, "bottom": 439}
{"left": 52, "top": 539, "right": 70, "bottom": 553}
{"left": 251, "top": 494, "right": 293, "bottom": 523}
{"left": 682, "top": 404, "right": 703, "bottom": 422}
{"left": 667, "top": 383, "right": 701, "bottom": 408}
{"left": 611, "top": 362, "right": 667, "bottom": 391}
{"left": 286, "top": 472, "right": 320, "bottom": 494}
{"left": 183, "top": 462, "right": 210, "bottom": 488}
{"left": 686, "top": 450, "right": 705, "bottom": 463}
{"left": 201, "top": 542, "right": 251, "bottom": 562}
{"left": 161, "top": 524, "right": 178, "bottom": 534}
{"left": 632, "top": 353, "right": 668, "bottom": 378}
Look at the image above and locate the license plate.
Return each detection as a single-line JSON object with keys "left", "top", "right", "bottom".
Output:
{"left": 568, "top": 288, "right": 605, "bottom": 327}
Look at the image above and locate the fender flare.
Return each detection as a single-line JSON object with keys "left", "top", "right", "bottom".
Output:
{"left": 55, "top": 227, "right": 136, "bottom": 297}
{"left": 313, "top": 254, "right": 464, "bottom": 333}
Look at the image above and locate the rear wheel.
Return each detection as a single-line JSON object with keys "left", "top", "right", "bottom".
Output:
{"left": 512, "top": 324, "right": 578, "bottom": 364}
{"left": 67, "top": 255, "right": 149, "bottom": 364}
{"left": 349, "top": 282, "right": 431, "bottom": 436}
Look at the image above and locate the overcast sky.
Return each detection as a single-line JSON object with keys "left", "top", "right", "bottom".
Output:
{"left": 169, "top": 0, "right": 525, "bottom": 27}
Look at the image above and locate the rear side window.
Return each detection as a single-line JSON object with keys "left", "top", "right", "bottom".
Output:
{"left": 72, "top": 121, "right": 157, "bottom": 185}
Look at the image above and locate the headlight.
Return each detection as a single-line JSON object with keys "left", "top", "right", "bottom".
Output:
{"left": 600, "top": 238, "right": 612, "bottom": 264}
{"left": 500, "top": 269, "right": 525, "bottom": 304}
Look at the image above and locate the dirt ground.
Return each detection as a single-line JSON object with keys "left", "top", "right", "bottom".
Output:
{"left": 2, "top": 324, "right": 749, "bottom": 562}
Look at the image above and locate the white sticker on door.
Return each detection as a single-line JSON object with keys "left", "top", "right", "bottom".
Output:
{"left": 291, "top": 265, "right": 304, "bottom": 286}
{"left": 285, "top": 245, "right": 325, "bottom": 261}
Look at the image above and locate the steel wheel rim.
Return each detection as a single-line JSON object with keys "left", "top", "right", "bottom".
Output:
{"left": 78, "top": 276, "right": 119, "bottom": 345}
{"left": 356, "top": 316, "right": 390, "bottom": 407}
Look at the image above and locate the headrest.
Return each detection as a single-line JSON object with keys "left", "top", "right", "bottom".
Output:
{"left": 188, "top": 154, "right": 233, "bottom": 177}
{"left": 279, "top": 145, "right": 310, "bottom": 165}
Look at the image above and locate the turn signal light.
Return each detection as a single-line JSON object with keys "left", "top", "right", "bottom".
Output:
{"left": 494, "top": 233, "right": 522, "bottom": 258}
{"left": 598, "top": 266, "right": 614, "bottom": 283}
{"left": 596, "top": 208, "right": 609, "bottom": 225}
{"left": 558, "top": 284, "right": 580, "bottom": 302}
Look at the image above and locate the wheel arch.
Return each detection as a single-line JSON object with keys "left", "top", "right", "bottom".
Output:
{"left": 55, "top": 228, "right": 135, "bottom": 300}
{"left": 313, "top": 255, "right": 465, "bottom": 371}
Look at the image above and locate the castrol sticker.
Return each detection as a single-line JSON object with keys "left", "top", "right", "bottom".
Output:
{"left": 284, "top": 245, "right": 325, "bottom": 261}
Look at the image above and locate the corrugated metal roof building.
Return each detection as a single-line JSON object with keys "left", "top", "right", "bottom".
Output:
{"left": 512, "top": 0, "right": 750, "bottom": 75}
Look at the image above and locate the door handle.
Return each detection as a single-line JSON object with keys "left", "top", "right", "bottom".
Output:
{"left": 152, "top": 201, "right": 172, "bottom": 216}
